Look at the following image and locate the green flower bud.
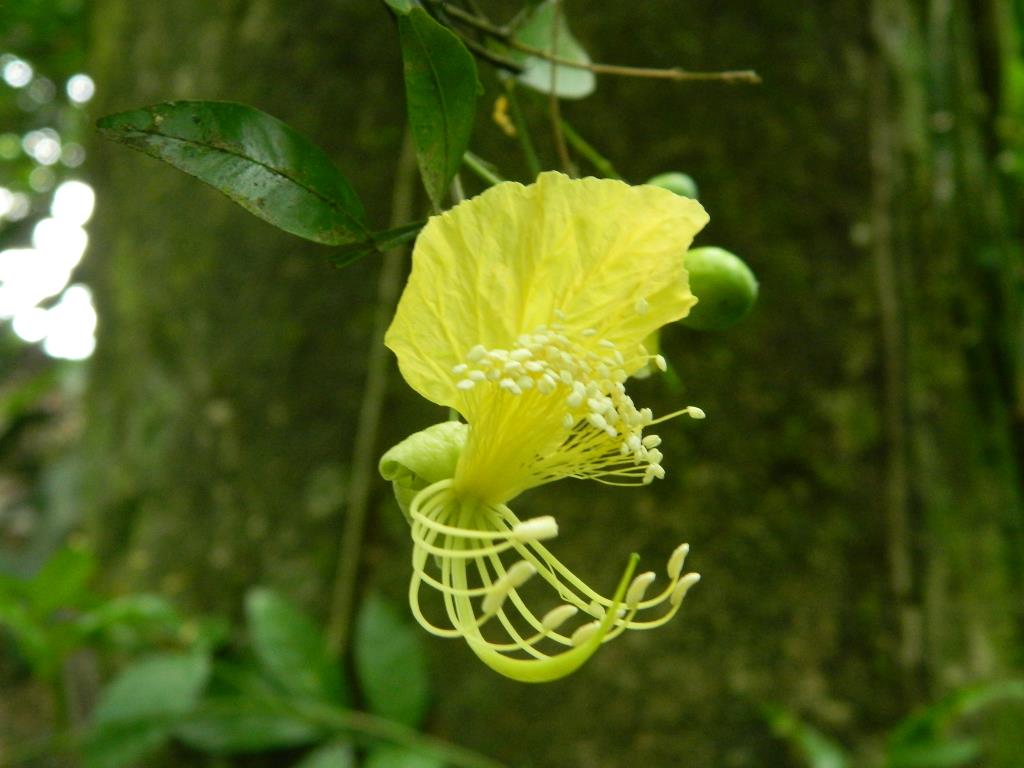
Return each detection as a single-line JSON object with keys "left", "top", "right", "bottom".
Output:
{"left": 681, "top": 246, "right": 758, "bottom": 331}
{"left": 379, "top": 421, "right": 467, "bottom": 520}
{"left": 645, "top": 172, "right": 699, "bottom": 199}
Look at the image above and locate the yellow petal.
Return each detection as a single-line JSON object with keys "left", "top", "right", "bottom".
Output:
{"left": 385, "top": 172, "right": 708, "bottom": 409}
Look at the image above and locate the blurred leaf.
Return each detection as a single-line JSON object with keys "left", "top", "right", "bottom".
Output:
{"left": 294, "top": 741, "right": 357, "bottom": 768}
{"left": 29, "top": 545, "right": 96, "bottom": 617}
{"left": 93, "top": 652, "right": 210, "bottom": 724}
{"left": 174, "top": 698, "right": 323, "bottom": 754}
{"left": 0, "top": 601, "right": 55, "bottom": 677}
{"left": 97, "top": 101, "right": 370, "bottom": 245}
{"left": 764, "top": 706, "right": 849, "bottom": 768}
{"left": 509, "top": 0, "right": 595, "bottom": 99}
{"left": 85, "top": 719, "right": 176, "bottom": 768}
{"left": 354, "top": 594, "right": 430, "bottom": 728}
{"left": 365, "top": 744, "right": 445, "bottom": 768}
{"left": 889, "top": 680, "right": 1024, "bottom": 749}
{"left": 888, "top": 739, "right": 981, "bottom": 768}
{"left": 245, "top": 587, "right": 346, "bottom": 704}
{"left": 87, "top": 652, "right": 210, "bottom": 768}
{"left": 76, "top": 594, "right": 180, "bottom": 647}
{"left": 328, "top": 220, "right": 424, "bottom": 268}
{"left": 398, "top": 8, "right": 479, "bottom": 208}
{"left": 384, "top": 0, "right": 419, "bottom": 12}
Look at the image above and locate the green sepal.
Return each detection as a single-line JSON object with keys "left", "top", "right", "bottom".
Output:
{"left": 379, "top": 421, "right": 467, "bottom": 520}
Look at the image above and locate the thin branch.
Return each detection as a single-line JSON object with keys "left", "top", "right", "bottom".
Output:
{"left": 325, "top": 129, "right": 418, "bottom": 656}
{"left": 560, "top": 120, "right": 621, "bottom": 179}
{"left": 503, "top": 81, "right": 541, "bottom": 178}
{"left": 463, "top": 151, "right": 505, "bottom": 186}
{"left": 548, "top": 0, "right": 573, "bottom": 174}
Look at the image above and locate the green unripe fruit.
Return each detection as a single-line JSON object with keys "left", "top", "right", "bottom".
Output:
{"left": 681, "top": 246, "right": 758, "bottom": 331}
{"left": 646, "top": 172, "right": 699, "bottom": 199}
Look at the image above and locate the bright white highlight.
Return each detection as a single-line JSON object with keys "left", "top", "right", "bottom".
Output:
{"left": 2, "top": 181, "right": 98, "bottom": 359}
{"left": 65, "top": 73, "right": 95, "bottom": 104}
{"left": 2, "top": 58, "right": 33, "bottom": 88}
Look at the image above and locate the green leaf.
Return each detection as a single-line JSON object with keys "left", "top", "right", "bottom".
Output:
{"left": 384, "top": 0, "right": 419, "bottom": 13}
{"left": 30, "top": 545, "right": 96, "bottom": 616}
{"left": 93, "top": 652, "right": 210, "bottom": 724}
{"left": 354, "top": 594, "right": 430, "bottom": 728}
{"left": 365, "top": 745, "right": 445, "bottom": 768}
{"left": 510, "top": 0, "right": 595, "bottom": 99}
{"left": 0, "top": 601, "right": 56, "bottom": 678}
{"left": 888, "top": 740, "right": 981, "bottom": 768}
{"left": 245, "top": 588, "right": 346, "bottom": 704}
{"left": 85, "top": 719, "right": 176, "bottom": 768}
{"left": 398, "top": 8, "right": 479, "bottom": 208}
{"left": 87, "top": 653, "right": 210, "bottom": 768}
{"left": 76, "top": 594, "right": 180, "bottom": 646}
{"left": 764, "top": 706, "right": 849, "bottom": 768}
{"left": 174, "top": 698, "right": 323, "bottom": 754}
{"left": 294, "top": 741, "right": 356, "bottom": 768}
{"left": 889, "top": 680, "right": 1024, "bottom": 749}
{"left": 328, "top": 221, "right": 424, "bottom": 268}
{"left": 97, "top": 101, "right": 369, "bottom": 245}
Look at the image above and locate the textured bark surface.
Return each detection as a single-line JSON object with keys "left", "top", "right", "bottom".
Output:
{"left": 84, "top": 1, "right": 1022, "bottom": 766}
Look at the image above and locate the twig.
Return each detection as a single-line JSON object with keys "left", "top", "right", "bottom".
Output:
{"left": 463, "top": 152, "right": 505, "bottom": 186}
{"left": 325, "top": 129, "right": 418, "bottom": 656}
{"left": 560, "top": 120, "right": 621, "bottom": 179}
{"left": 547, "top": 0, "right": 573, "bottom": 174}
{"left": 426, "top": 0, "right": 760, "bottom": 84}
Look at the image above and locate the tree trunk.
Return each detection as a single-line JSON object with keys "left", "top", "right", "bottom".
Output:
{"left": 84, "top": 1, "right": 1023, "bottom": 765}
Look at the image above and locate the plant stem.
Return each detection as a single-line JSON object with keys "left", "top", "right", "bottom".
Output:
{"left": 463, "top": 152, "right": 504, "bottom": 186}
{"left": 547, "top": 0, "right": 573, "bottom": 174}
{"left": 325, "top": 129, "right": 418, "bottom": 656}
{"left": 560, "top": 120, "right": 621, "bottom": 179}
{"left": 504, "top": 81, "right": 541, "bottom": 178}
{"left": 295, "top": 700, "right": 508, "bottom": 768}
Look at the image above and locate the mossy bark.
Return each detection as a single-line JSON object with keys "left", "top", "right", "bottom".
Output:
{"left": 84, "top": 1, "right": 1022, "bottom": 766}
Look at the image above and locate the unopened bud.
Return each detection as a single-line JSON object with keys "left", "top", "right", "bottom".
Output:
{"left": 686, "top": 406, "right": 706, "bottom": 420}
{"left": 679, "top": 246, "right": 758, "bottom": 331}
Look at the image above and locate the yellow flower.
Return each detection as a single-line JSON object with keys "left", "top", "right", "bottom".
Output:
{"left": 381, "top": 172, "right": 708, "bottom": 682}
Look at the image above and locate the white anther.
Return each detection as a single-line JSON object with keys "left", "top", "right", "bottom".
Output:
{"left": 588, "top": 600, "right": 606, "bottom": 618}
{"left": 654, "top": 355, "right": 667, "bottom": 372}
{"left": 562, "top": 412, "right": 576, "bottom": 429}
{"left": 538, "top": 374, "right": 557, "bottom": 393}
{"left": 510, "top": 348, "right": 532, "bottom": 361}
{"left": 586, "top": 397, "right": 605, "bottom": 413}
{"left": 642, "top": 435, "right": 662, "bottom": 449}
{"left": 541, "top": 605, "right": 578, "bottom": 632}
{"left": 669, "top": 573, "right": 701, "bottom": 606}
{"left": 687, "top": 406, "right": 706, "bottom": 419}
{"left": 554, "top": 309, "right": 567, "bottom": 321}
{"left": 503, "top": 360, "right": 523, "bottom": 374}
{"left": 582, "top": 328, "right": 598, "bottom": 337}
{"left": 598, "top": 339, "right": 616, "bottom": 349}
{"left": 469, "top": 370, "right": 486, "bottom": 381}
{"left": 512, "top": 516, "right": 559, "bottom": 541}
{"left": 505, "top": 560, "right": 537, "bottom": 588}
{"left": 457, "top": 379, "right": 476, "bottom": 390}
{"left": 567, "top": 391, "right": 584, "bottom": 408}
{"left": 467, "top": 344, "right": 487, "bottom": 362}
{"left": 517, "top": 375, "right": 534, "bottom": 390}
{"left": 559, "top": 370, "right": 574, "bottom": 385}
{"left": 525, "top": 360, "right": 545, "bottom": 372}
{"left": 481, "top": 588, "right": 508, "bottom": 616}
{"left": 452, "top": 363, "right": 469, "bottom": 375}
{"left": 587, "top": 413, "right": 609, "bottom": 432}
{"left": 646, "top": 449, "right": 664, "bottom": 464}
{"left": 571, "top": 621, "right": 602, "bottom": 647}
{"left": 635, "top": 297, "right": 649, "bottom": 315}
{"left": 667, "top": 543, "right": 690, "bottom": 579}
{"left": 650, "top": 465, "right": 666, "bottom": 480}
{"left": 640, "top": 408, "right": 653, "bottom": 422}
{"left": 499, "top": 378, "right": 522, "bottom": 395}
{"left": 626, "top": 571, "right": 657, "bottom": 606}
